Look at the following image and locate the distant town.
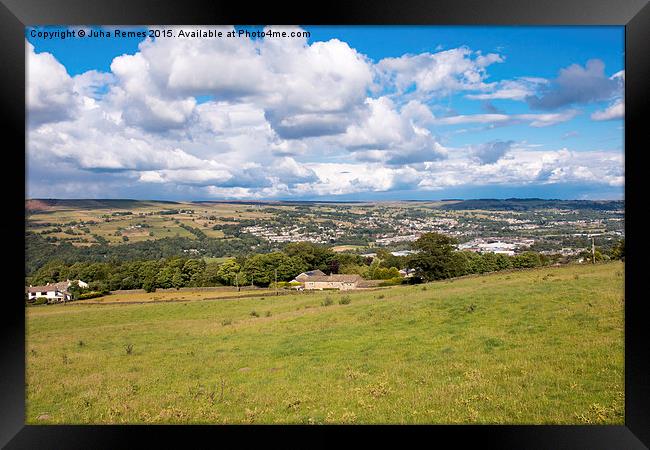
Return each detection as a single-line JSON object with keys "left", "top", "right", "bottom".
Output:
{"left": 26, "top": 198, "right": 623, "bottom": 271}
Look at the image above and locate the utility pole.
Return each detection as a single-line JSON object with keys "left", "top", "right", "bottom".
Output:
{"left": 591, "top": 236, "right": 596, "bottom": 264}
{"left": 275, "top": 268, "right": 278, "bottom": 296}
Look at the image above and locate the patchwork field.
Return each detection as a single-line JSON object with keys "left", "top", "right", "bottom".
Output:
{"left": 26, "top": 199, "right": 279, "bottom": 246}
{"left": 25, "top": 262, "right": 624, "bottom": 424}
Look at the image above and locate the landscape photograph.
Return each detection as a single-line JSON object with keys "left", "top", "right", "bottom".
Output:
{"left": 25, "top": 25, "right": 625, "bottom": 425}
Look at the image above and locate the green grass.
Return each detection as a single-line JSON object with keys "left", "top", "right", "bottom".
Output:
{"left": 25, "top": 262, "right": 624, "bottom": 424}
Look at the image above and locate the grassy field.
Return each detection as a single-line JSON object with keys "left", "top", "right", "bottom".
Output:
{"left": 25, "top": 262, "right": 624, "bottom": 424}
{"left": 75, "top": 288, "right": 283, "bottom": 304}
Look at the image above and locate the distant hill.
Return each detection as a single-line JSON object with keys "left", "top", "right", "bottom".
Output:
{"left": 25, "top": 197, "right": 625, "bottom": 212}
{"left": 437, "top": 198, "right": 624, "bottom": 211}
{"left": 26, "top": 199, "right": 179, "bottom": 212}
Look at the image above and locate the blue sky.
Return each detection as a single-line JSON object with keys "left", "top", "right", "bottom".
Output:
{"left": 26, "top": 26, "right": 624, "bottom": 200}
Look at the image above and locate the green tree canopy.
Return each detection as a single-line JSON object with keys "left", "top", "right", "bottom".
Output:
{"left": 243, "top": 252, "right": 308, "bottom": 286}
{"left": 409, "top": 232, "right": 459, "bottom": 281}
{"left": 283, "top": 242, "right": 335, "bottom": 272}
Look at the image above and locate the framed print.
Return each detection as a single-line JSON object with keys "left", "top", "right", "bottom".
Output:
{"left": 1, "top": 0, "right": 648, "bottom": 447}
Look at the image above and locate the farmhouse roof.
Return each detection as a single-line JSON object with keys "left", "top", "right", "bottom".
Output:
{"left": 293, "top": 270, "right": 327, "bottom": 281}
{"left": 306, "top": 274, "right": 362, "bottom": 283}
{"left": 26, "top": 281, "right": 70, "bottom": 293}
{"left": 295, "top": 269, "right": 326, "bottom": 278}
{"left": 306, "top": 269, "right": 326, "bottom": 276}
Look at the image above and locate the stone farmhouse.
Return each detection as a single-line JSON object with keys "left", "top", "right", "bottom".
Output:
{"left": 303, "top": 274, "right": 362, "bottom": 291}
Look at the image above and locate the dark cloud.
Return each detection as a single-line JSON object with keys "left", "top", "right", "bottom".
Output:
{"left": 264, "top": 110, "right": 350, "bottom": 139}
{"left": 526, "top": 59, "right": 619, "bottom": 110}
{"left": 27, "top": 108, "right": 77, "bottom": 127}
{"left": 385, "top": 149, "right": 445, "bottom": 166}
{"left": 471, "top": 140, "right": 514, "bottom": 164}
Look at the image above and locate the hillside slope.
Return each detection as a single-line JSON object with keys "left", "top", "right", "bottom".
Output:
{"left": 26, "top": 262, "right": 624, "bottom": 424}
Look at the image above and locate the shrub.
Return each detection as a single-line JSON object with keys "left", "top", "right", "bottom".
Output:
{"left": 339, "top": 295, "right": 351, "bottom": 305}
{"left": 78, "top": 291, "right": 105, "bottom": 300}
{"left": 376, "top": 294, "right": 385, "bottom": 299}
{"left": 321, "top": 297, "right": 334, "bottom": 307}
{"left": 250, "top": 311, "right": 259, "bottom": 317}
{"left": 124, "top": 344, "right": 134, "bottom": 355}
{"left": 378, "top": 277, "right": 402, "bottom": 287}
{"left": 33, "top": 297, "right": 48, "bottom": 306}
{"left": 265, "top": 311, "right": 272, "bottom": 317}
{"left": 221, "top": 319, "right": 232, "bottom": 326}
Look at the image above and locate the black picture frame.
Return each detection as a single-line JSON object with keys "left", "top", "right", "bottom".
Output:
{"left": 2, "top": 0, "right": 648, "bottom": 447}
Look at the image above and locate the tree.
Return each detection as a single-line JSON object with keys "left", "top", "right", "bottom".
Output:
{"left": 156, "top": 266, "right": 175, "bottom": 289}
{"left": 31, "top": 260, "right": 68, "bottom": 285}
{"left": 513, "top": 251, "right": 542, "bottom": 268}
{"left": 610, "top": 239, "right": 625, "bottom": 260}
{"left": 449, "top": 251, "right": 471, "bottom": 277}
{"left": 199, "top": 261, "right": 222, "bottom": 286}
{"left": 327, "top": 259, "right": 340, "bottom": 275}
{"left": 409, "top": 232, "right": 459, "bottom": 281}
{"left": 283, "top": 242, "right": 335, "bottom": 271}
{"left": 495, "top": 253, "right": 512, "bottom": 271}
{"left": 216, "top": 259, "right": 243, "bottom": 286}
{"left": 367, "top": 259, "right": 382, "bottom": 279}
{"left": 143, "top": 278, "right": 156, "bottom": 293}
{"left": 182, "top": 259, "right": 206, "bottom": 286}
{"left": 171, "top": 270, "right": 184, "bottom": 289}
{"left": 67, "top": 281, "right": 83, "bottom": 300}
{"left": 376, "top": 249, "right": 408, "bottom": 269}
{"left": 243, "top": 252, "right": 307, "bottom": 286}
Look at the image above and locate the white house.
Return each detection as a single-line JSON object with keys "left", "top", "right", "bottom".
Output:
{"left": 26, "top": 279, "right": 88, "bottom": 304}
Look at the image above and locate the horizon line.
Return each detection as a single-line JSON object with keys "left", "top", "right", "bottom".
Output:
{"left": 26, "top": 197, "right": 625, "bottom": 203}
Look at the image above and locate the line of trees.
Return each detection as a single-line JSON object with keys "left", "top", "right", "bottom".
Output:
{"left": 26, "top": 242, "right": 369, "bottom": 292}
{"left": 26, "top": 233, "right": 624, "bottom": 293}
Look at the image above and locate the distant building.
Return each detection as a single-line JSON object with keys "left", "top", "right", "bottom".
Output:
{"left": 26, "top": 279, "right": 88, "bottom": 304}
{"left": 457, "top": 238, "right": 532, "bottom": 256}
{"left": 391, "top": 250, "right": 417, "bottom": 257}
{"left": 304, "top": 274, "right": 362, "bottom": 291}
{"left": 291, "top": 270, "right": 326, "bottom": 283}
